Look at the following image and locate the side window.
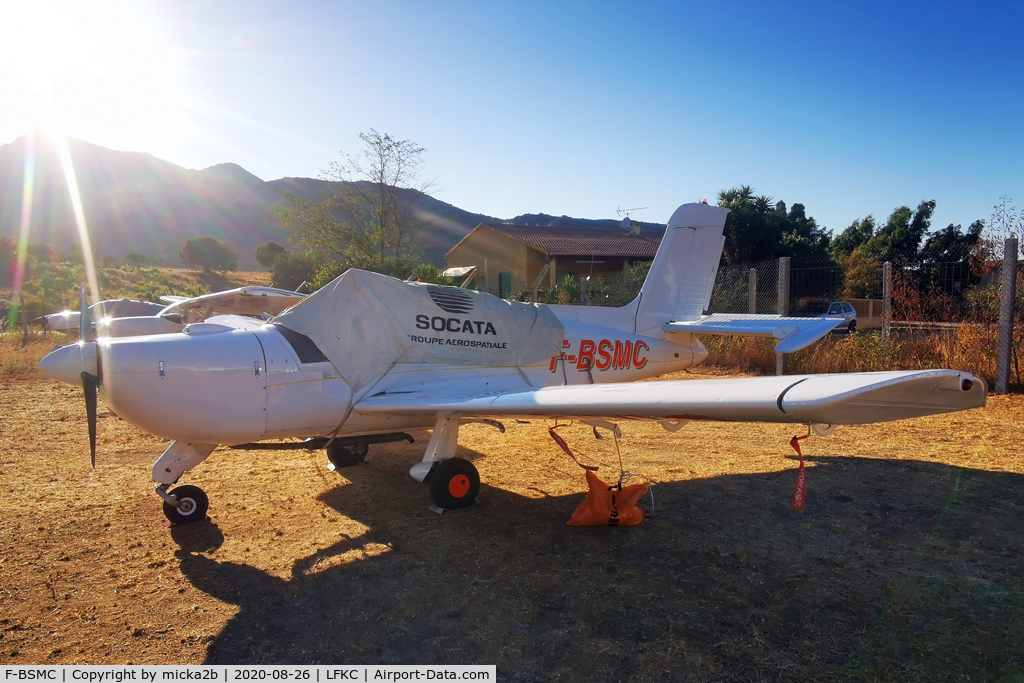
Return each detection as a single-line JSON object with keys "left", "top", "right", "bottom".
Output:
{"left": 273, "top": 324, "right": 329, "bottom": 363}
{"left": 828, "top": 303, "right": 842, "bottom": 315}
{"left": 842, "top": 303, "right": 855, "bottom": 315}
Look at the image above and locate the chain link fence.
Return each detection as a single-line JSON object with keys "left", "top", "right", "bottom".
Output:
{"left": 513, "top": 250, "right": 1016, "bottom": 329}
{"left": 504, "top": 246, "right": 1020, "bottom": 390}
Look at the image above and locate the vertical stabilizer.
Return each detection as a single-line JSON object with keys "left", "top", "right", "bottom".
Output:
{"left": 633, "top": 203, "right": 729, "bottom": 335}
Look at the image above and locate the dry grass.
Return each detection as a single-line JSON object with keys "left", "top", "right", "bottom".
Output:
{"left": 0, "top": 330, "right": 69, "bottom": 377}
{"left": 1, "top": 370, "right": 1022, "bottom": 680}
{"left": 702, "top": 325, "right": 1023, "bottom": 390}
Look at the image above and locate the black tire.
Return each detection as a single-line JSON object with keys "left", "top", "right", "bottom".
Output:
{"left": 847, "top": 320, "right": 857, "bottom": 334}
{"left": 327, "top": 443, "right": 369, "bottom": 468}
{"left": 163, "top": 485, "right": 209, "bottom": 524}
{"left": 426, "top": 458, "right": 480, "bottom": 510}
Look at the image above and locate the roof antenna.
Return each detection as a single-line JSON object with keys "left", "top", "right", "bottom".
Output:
{"left": 617, "top": 206, "right": 647, "bottom": 235}
{"left": 616, "top": 206, "right": 648, "bottom": 218}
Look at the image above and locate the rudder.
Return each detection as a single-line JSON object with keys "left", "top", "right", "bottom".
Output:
{"left": 633, "top": 203, "right": 729, "bottom": 335}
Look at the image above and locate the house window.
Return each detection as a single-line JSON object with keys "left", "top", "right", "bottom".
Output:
{"left": 498, "top": 272, "right": 512, "bottom": 298}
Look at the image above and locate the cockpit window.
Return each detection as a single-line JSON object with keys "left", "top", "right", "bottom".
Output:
{"left": 273, "top": 324, "right": 329, "bottom": 363}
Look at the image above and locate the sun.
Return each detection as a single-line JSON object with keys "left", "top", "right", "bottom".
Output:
{"left": 0, "top": 0, "right": 99, "bottom": 93}
{"left": 0, "top": 0, "right": 187, "bottom": 140}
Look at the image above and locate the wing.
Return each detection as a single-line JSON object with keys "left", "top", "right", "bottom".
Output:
{"left": 354, "top": 370, "right": 985, "bottom": 426}
{"left": 665, "top": 314, "right": 845, "bottom": 352}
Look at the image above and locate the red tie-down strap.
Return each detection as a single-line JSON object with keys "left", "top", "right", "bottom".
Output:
{"left": 789, "top": 434, "right": 809, "bottom": 511}
{"left": 548, "top": 425, "right": 599, "bottom": 471}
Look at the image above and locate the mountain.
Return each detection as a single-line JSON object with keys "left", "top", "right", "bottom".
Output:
{"left": 0, "top": 132, "right": 653, "bottom": 270}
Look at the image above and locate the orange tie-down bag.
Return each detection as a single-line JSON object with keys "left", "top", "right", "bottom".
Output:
{"left": 568, "top": 470, "right": 648, "bottom": 527}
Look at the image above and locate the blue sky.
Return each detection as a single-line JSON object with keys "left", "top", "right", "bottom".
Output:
{"left": 0, "top": 0, "right": 1021, "bottom": 235}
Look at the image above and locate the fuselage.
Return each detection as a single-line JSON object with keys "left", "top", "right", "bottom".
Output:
{"left": 93, "top": 310, "right": 707, "bottom": 445}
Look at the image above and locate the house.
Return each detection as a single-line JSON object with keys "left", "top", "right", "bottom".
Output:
{"left": 445, "top": 223, "right": 664, "bottom": 297}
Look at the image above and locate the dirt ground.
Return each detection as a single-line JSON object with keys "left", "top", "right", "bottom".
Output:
{"left": 1, "top": 369, "right": 1022, "bottom": 681}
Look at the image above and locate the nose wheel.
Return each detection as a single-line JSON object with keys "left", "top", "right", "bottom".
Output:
{"left": 426, "top": 457, "right": 480, "bottom": 510}
{"left": 160, "top": 485, "right": 209, "bottom": 524}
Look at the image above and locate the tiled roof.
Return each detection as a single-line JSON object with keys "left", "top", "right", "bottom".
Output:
{"left": 478, "top": 224, "right": 664, "bottom": 257}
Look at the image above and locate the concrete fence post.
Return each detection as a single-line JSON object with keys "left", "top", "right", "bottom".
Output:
{"left": 776, "top": 257, "right": 790, "bottom": 376}
{"left": 748, "top": 268, "right": 757, "bottom": 314}
{"left": 882, "top": 261, "right": 892, "bottom": 342}
{"left": 995, "top": 237, "right": 1019, "bottom": 394}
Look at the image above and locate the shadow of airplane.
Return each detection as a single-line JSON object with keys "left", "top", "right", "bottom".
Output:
{"left": 170, "top": 451, "right": 1024, "bottom": 680}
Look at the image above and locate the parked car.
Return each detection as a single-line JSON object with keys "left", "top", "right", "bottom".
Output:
{"left": 799, "top": 301, "right": 858, "bottom": 333}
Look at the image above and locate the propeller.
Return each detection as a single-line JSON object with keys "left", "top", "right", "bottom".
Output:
{"left": 82, "top": 370, "right": 98, "bottom": 467}
{"left": 78, "top": 284, "right": 99, "bottom": 467}
{"left": 37, "top": 285, "right": 102, "bottom": 466}
{"left": 79, "top": 284, "right": 92, "bottom": 341}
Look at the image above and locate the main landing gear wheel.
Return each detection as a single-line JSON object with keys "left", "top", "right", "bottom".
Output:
{"left": 162, "top": 485, "right": 209, "bottom": 524}
{"left": 327, "top": 443, "right": 369, "bottom": 468}
{"left": 427, "top": 457, "right": 480, "bottom": 510}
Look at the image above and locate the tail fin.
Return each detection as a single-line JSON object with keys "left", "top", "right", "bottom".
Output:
{"left": 633, "top": 203, "right": 729, "bottom": 335}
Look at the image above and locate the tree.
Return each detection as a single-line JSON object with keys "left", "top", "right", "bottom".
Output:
{"left": 0, "top": 236, "right": 15, "bottom": 289}
{"left": 28, "top": 243, "right": 54, "bottom": 264}
{"left": 831, "top": 216, "right": 877, "bottom": 259}
{"left": 919, "top": 220, "right": 984, "bottom": 263}
{"left": 837, "top": 248, "right": 881, "bottom": 298}
{"left": 716, "top": 186, "right": 831, "bottom": 264}
{"left": 122, "top": 253, "right": 149, "bottom": 270}
{"left": 275, "top": 129, "right": 432, "bottom": 271}
{"left": 179, "top": 236, "right": 237, "bottom": 274}
{"left": 863, "top": 200, "right": 935, "bottom": 267}
{"left": 255, "top": 241, "right": 287, "bottom": 269}
{"left": 270, "top": 251, "right": 314, "bottom": 290}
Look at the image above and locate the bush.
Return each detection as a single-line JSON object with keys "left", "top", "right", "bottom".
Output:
{"left": 407, "top": 264, "right": 454, "bottom": 286}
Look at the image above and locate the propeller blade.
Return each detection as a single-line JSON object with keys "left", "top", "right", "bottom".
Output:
{"left": 81, "top": 371, "right": 98, "bottom": 468}
{"left": 79, "top": 284, "right": 92, "bottom": 340}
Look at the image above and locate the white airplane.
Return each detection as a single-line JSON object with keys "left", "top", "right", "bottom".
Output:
{"left": 37, "top": 298, "right": 165, "bottom": 332}
{"left": 99, "top": 286, "right": 305, "bottom": 338}
{"left": 38, "top": 204, "right": 986, "bottom": 524}
{"left": 36, "top": 287, "right": 303, "bottom": 338}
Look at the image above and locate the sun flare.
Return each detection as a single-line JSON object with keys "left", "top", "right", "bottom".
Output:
{"left": 0, "top": 1, "right": 98, "bottom": 92}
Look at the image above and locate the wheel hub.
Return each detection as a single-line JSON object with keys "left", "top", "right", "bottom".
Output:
{"left": 449, "top": 475, "right": 471, "bottom": 498}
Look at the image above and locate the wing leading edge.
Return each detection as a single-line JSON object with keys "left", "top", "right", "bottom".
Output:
{"left": 355, "top": 370, "right": 986, "bottom": 426}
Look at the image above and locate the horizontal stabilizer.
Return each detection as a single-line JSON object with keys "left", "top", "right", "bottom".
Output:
{"left": 354, "top": 370, "right": 986, "bottom": 426}
{"left": 664, "top": 314, "right": 845, "bottom": 352}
